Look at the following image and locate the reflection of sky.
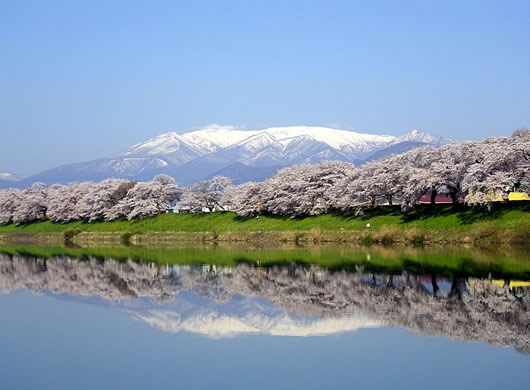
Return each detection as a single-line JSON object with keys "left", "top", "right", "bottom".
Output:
{"left": 0, "top": 289, "right": 529, "bottom": 390}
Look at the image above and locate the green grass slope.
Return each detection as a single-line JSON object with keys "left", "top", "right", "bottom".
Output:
{"left": 1, "top": 202, "right": 529, "bottom": 234}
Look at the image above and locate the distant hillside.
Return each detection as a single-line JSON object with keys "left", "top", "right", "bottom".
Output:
{"left": 205, "top": 163, "right": 282, "bottom": 184}
{"left": 363, "top": 141, "right": 429, "bottom": 162}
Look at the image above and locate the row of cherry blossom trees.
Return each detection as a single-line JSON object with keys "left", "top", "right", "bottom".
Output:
{"left": 0, "top": 173, "right": 239, "bottom": 225}
{"left": 226, "top": 130, "right": 529, "bottom": 216}
{"left": 0, "top": 175, "right": 182, "bottom": 224}
{"left": 0, "top": 131, "right": 528, "bottom": 224}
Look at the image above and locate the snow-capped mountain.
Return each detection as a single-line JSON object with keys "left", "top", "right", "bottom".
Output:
{"left": 101, "top": 132, "right": 207, "bottom": 176}
{"left": 195, "top": 126, "right": 392, "bottom": 167}
{"left": 0, "top": 172, "right": 20, "bottom": 188}
{"left": 8, "top": 126, "right": 452, "bottom": 187}
{"left": 0, "top": 172, "right": 19, "bottom": 184}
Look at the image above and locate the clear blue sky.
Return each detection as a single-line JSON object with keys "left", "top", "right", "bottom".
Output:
{"left": 1, "top": 0, "right": 529, "bottom": 175}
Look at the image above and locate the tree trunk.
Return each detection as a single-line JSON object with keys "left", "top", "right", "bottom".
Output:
{"left": 387, "top": 196, "right": 393, "bottom": 206}
{"left": 449, "top": 275, "right": 466, "bottom": 302}
{"left": 371, "top": 198, "right": 376, "bottom": 207}
{"left": 430, "top": 189, "right": 438, "bottom": 205}
{"left": 431, "top": 274, "right": 439, "bottom": 297}
{"left": 448, "top": 186, "right": 459, "bottom": 204}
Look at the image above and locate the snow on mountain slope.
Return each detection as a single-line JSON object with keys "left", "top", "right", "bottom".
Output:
{"left": 201, "top": 127, "right": 386, "bottom": 166}
{"left": 231, "top": 131, "right": 280, "bottom": 152}
{"left": 178, "top": 125, "right": 394, "bottom": 156}
{"left": 278, "top": 135, "right": 354, "bottom": 164}
{"left": 99, "top": 157, "right": 169, "bottom": 175}
{"left": 184, "top": 132, "right": 355, "bottom": 171}
{"left": 393, "top": 129, "right": 452, "bottom": 147}
{"left": 205, "top": 126, "right": 395, "bottom": 160}
{"left": 262, "top": 126, "right": 394, "bottom": 150}
{"left": 181, "top": 125, "right": 260, "bottom": 152}
{"left": 119, "top": 132, "right": 209, "bottom": 158}
{"left": 112, "top": 132, "right": 212, "bottom": 170}
{"left": 112, "top": 126, "right": 441, "bottom": 167}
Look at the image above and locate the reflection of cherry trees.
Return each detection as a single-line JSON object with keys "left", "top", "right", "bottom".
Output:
{"left": 0, "top": 130, "right": 529, "bottom": 223}
{"left": 1, "top": 254, "right": 528, "bottom": 351}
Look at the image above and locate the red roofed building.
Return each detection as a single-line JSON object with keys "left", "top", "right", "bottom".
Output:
{"left": 418, "top": 190, "right": 465, "bottom": 204}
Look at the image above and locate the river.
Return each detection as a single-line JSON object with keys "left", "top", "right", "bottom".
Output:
{"left": 0, "top": 244, "right": 528, "bottom": 389}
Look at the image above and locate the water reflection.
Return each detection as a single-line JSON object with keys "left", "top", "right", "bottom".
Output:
{"left": 0, "top": 253, "right": 529, "bottom": 353}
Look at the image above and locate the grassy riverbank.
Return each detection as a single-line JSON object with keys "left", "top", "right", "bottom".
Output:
{"left": 0, "top": 202, "right": 529, "bottom": 245}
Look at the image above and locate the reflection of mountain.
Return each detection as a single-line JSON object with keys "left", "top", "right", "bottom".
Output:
{"left": 131, "top": 300, "right": 379, "bottom": 338}
{"left": 0, "top": 254, "right": 528, "bottom": 351}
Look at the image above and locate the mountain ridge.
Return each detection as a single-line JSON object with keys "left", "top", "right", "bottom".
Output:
{"left": 3, "top": 126, "right": 451, "bottom": 188}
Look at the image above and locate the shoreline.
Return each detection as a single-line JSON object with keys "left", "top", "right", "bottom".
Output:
{"left": 1, "top": 239, "right": 529, "bottom": 281}
{"left": 0, "top": 227, "right": 528, "bottom": 247}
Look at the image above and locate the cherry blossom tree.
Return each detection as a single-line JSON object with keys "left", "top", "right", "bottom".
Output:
{"left": 463, "top": 133, "right": 530, "bottom": 204}
{"left": 430, "top": 142, "right": 476, "bottom": 203}
{"left": 12, "top": 183, "right": 48, "bottom": 224}
{"left": 46, "top": 182, "right": 95, "bottom": 223}
{"left": 107, "top": 174, "right": 182, "bottom": 220}
{"left": 398, "top": 146, "right": 442, "bottom": 209}
{"left": 185, "top": 176, "right": 232, "bottom": 212}
{"left": 260, "top": 162, "right": 355, "bottom": 216}
{"left": 348, "top": 158, "right": 403, "bottom": 207}
{"left": 75, "top": 179, "right": 131, "bottom": 222}
{"left": 0, "top": 188, "right": 23, "bottom": 224}
{"left": 331, "top": 167, "right": 362, "bottom": 210}
{"left": 225, "top": 181, "right": 265, "bottom": 217}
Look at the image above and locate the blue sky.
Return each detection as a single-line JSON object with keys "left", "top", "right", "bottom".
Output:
{"left": 1, "top": 0, "right": 529, "bottom": 175}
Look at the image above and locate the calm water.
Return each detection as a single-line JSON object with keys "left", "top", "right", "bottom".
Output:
{"left": 0, "top": 246, "right": 529, "bottom": 389}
